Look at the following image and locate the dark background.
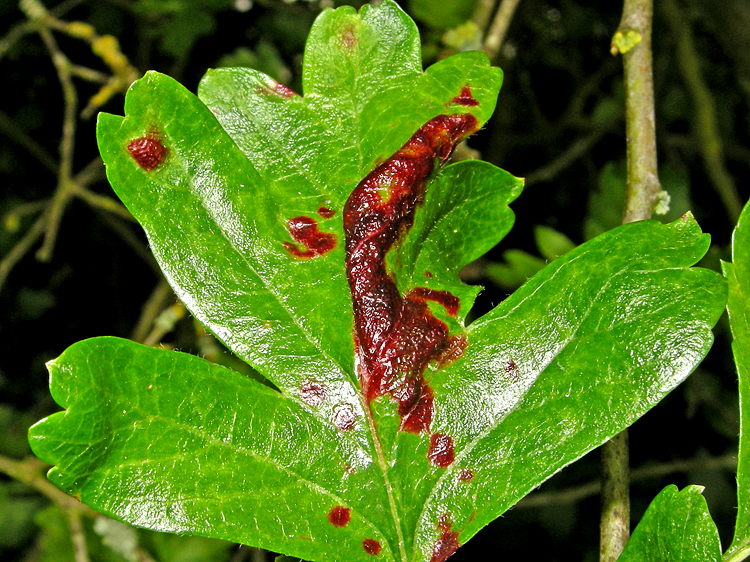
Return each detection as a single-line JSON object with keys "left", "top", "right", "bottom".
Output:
{"left": 1, "top": 0, "right": 748, "bottom": 560}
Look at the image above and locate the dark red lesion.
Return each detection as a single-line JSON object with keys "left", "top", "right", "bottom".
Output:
{"left": 328, "top": 506, "right": 351, "bottom": 527}
{"left": 283, "top": 216, "right": 336, "bottom": 259}
{"left": 504, "top": 358, "right": 519, "bottom": 382}
{"left": 451, "top": 86, "right": 479, "bottom": 107}
{"left": 458, "top": 469, "right": 474, "bottom": 482}
{"left": 343, "top": 113, "right": 478, "bottom": 459}
{"left": 318, "top": 206, "right": 336, "bottom": 219}
{"left": 431, "top": 514, "right": 460, "bottom": 562}
{"left": 333, "top": 403, "right": 357, "bottom": 430}
{"left": 299, "top": 380, "right": 326, "bottom": 407}
{"left": 362, "top": 538, "right": 382, "bottom": 556}
{"left": 428, "top": 433, "right": 455, "bottom": 467}
{"left": 127, "top": 133, "right": 168, "bottom": 171}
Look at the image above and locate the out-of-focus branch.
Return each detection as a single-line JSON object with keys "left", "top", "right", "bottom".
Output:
{"left": 0, "top": 108, "right": 58, "bottom": 173}
{"left": 0, "top": 455, "right": 94, "bottom": 562}
{"left": 662, "top": 0, "right": 743, "bottom": 224}
{"left": 483, "top": 0, "right": 522, "bottom": 61}
{"left": 517, "top": 453, "right": 737, "bottom": 508}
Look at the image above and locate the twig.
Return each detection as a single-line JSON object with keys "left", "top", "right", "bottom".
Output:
{"left": 0, "top": 213, "right": 46, "bottom": 292}
{"left": 33, "top": 23, "right": 79, "bottom": 262}
{"left": 483, "top": 0, "right": 522, "bottom": 61}
{"left": 524, "top": 127, "right": 610, "bottom": 186}
{"left": 0, "top": 455, "right": 95, "bottom": 562}
{"left": 601, "top": 0, "right": 662, "bottom": 557}
{"left": 661, "top": 0, "right": 743, "bottom": 224}
{"left": 613, "top": 0, "right": 662, "bottom": 225}
{"left": 600, "top": 432, "right": 630, "bottom": 562}
{"left": 130, "top": 278, "right": 174, "bottom": 343}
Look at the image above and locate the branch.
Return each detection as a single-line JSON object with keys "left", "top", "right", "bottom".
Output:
{"left": 483, "top": 0, "right": 522, "bottom": 61}
{"left": 517, "top": 453, "right": 737, "bottom": 508}
{"left": 661, "top": 0, "right": 744, "bottom": 223}
{"left": 613, "top": 0, "right": 662, "bottom": 224}
{"left": 0, "top": 455, "right": 95, "bottom": 562}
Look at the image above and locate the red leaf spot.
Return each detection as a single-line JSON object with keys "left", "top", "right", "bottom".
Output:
{"left": 257, "top": 81, "right": 297, "bottom": 98}
{"left": 333, "top": 403, "right": 357, "bottom": 430}
{"left": 451, "top": 86, "right": 479, "bottom": 107}
{"left": 318, "top": 206, "right": 336, "bottom": 219}
{"left": 328, "top": 506, "right": 351, "bottom": 527}
{"left": 362, "top": 538, "right": 382, "bottom": 556}
{"left": 428, "top": 433, "right": 455, "bottom": 467}
{"left": 344, "top": 113, "right": 479, "bottom": 436}
{"left": 458, "top": 469, "right": 474, "bottom": 482}
{"left": 431, "top": 530, "right": 460, "bottom": 562}
{"left": 127, "top": 135, "right": 167, "bottom": 171}
{"left": 340, "top": 24, "right": 358, "bottom": 50}
{"left": 299, "top": 381, "right": 326, "bottom": 407}
{"left": 424, "top": 270, "right": 434, "bottom": 278}
{"left": 283, "top": 216, "right": 336, "bottom": 259}
{"left": 504, "top": 359, "right": 519, "bottom": 382}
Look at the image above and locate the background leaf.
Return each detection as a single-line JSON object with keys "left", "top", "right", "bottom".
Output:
{"left": 722, "top": 199, "right": 750, "bottom": 561}
{"left": 617, "top": 485, "right": 721, "bottom": 562}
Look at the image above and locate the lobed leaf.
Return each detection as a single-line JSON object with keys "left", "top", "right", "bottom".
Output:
{"left": 29, "top": 2, "right": 729, "bottom": 561}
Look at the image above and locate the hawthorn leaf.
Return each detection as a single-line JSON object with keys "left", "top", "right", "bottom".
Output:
{"left": 617, "top": 485, "right": 721, "bottom": 562}
{"left": 29, "top": 2, "right": 728, "bottom": 562}
{"left": 723, "top": 199, "right": 750, "bottom": 562}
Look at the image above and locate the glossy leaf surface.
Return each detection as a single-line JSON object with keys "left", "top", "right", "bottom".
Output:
{"left": 29, "top": 2, "right": 727, "bottom": 561}
{"left": 618, "top": 485, "right": 721, "bottom": 562}
{"left": 723, "top": 199, "right": 750, "bottom": 561}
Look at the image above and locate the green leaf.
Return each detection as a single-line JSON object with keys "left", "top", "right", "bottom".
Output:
{"left": 29, "top": 2, "right": 728, "bottom": 562}
{"left": 618, "top": 485, "right": 721, "bottom": 562}
{"left": 722, "top": 199, "right": 750, "bottom": 562}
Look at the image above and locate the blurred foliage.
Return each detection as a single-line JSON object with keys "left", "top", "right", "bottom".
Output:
{"left": 0, "top": 0, "right": 748, "bottom": 560}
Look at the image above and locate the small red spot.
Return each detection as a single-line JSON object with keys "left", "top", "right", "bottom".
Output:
{"left": 283, "top": 216, "right": 336, "bottom": 259}
{"left": 458, "top": 469, "right": 474, "bottom": 482}
{"left": 504, "top": 359, "right": 519, "bottom": 382}
{"left": 300, "top": 381, "right": 326, "bottom": 407}
{"left": 127, "top": 134, "right": 167, "bottom": 171}
{"left": 333, "top": 403, "right": 357, "bottom": 430}
{"left": 424, "top": 270, "right": 434, "bottom": 278}
{"left": 451, "top": 86, "right": 479, "bottom": 107}
{"left": 428, "top": 433, "right": 455, "bottom": 467}
{"left": 328, "top": 506, "right": 351, "bottom": 527}
{"left": 257, "top": 81, "right": 297, "bottom": 98}
{"left": 341, "top": 25, "right": 357, "bottom": 50}
{"left": 318, "top": 206, "right": 336, "bottom": 219}
{"left": 362, "top": 538, "right": 381, "bottom": 556}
